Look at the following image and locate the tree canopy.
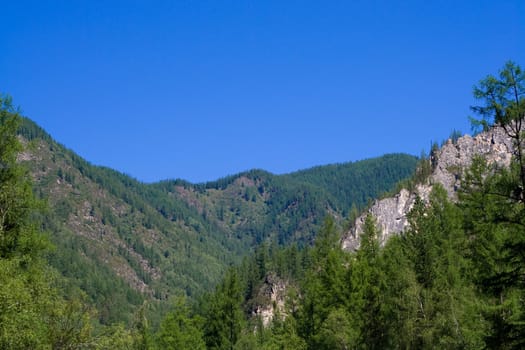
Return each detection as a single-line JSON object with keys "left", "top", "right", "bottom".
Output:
{"left": 471, "top": 61, "right": 525, "bottom": 201}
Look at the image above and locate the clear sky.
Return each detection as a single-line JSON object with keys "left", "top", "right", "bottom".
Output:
{"left": 2, "top": 1, "right": 524, "bottom": 183}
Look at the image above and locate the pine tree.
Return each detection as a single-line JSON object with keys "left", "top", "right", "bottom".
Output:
{"left": 204, "top": 268, "right": 244, "bottom": 350}
{"left": 156, "top": 297, "right": 206, "bottom": 349}
{"left": 349, "top": 214, "right": 388, "bottom": 349}
{"left": 380, "top": 236, "right": 419, "bottom": 349}
{"left": 297, "top": 217, "right": 348, "bottom": 348}
{"left": 460, "top": 156, "right": 525, "bottom": 349}
{"left": 404, "top": 185, "right": 486, "bottom": 348}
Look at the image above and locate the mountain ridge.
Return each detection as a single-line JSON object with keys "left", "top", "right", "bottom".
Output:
{"left": 18, "top": 116, "right": 418, "bottom": 324}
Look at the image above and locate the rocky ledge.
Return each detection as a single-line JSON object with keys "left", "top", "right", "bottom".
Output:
{"left": 342, "top": 124, "right": 515, "bottom": 251}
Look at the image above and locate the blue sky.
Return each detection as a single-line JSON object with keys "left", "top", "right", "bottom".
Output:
{"left": 2, "top": 1, "right": 524, "bottom": 183}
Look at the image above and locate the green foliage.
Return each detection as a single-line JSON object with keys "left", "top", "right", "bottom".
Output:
{"left": 0, "top": 98, "right": 47, "bottom": 259}
{"left": 471, "top": 61, "right": 525, "bottom": 201}
{"left": 18, "top": 117, "right": 246, "bottom": 325}
{"left": 155, "top": 297, "right": 206, "bottom": 349}
{"left": 7, "top": 62, "right": 525, "bottom": 348}
{"left": 460, "top": 156, "right": 525, "bottom": 348}
{"left": 388, "top": 152, "right": 434, "bottom": 196}
{"left": 260, "top": 317, "right": 307, "bottom": 350}
{"left": 194, "top": 166, "right": 521, "bottom": 349}
{"left": 349, "top": 214, "right": 388, "bottom": 349}
{"left": 378, "top": 236, "right": 419, "bottom": 347}
{"left": 204, "top": 268, "right": 244, "bottom": 349}
{"left": 471, "top": 61, "right": 524, "bottom": 131}
{"left": 0, "top": 95, "right": 51, "bottom": 348}
{"left": 285, "top": 153, "right": 419, "bottom": 215}
{"left": 0, "top": 259, "right": 52, "bottom": 349}
{"left": 315, "top": 308, "right": 354, "bottom": 350}
{"left": 402, "top": 185, "right": 486, "bottom": 348}
{"left": 297, "top": 217, "right": 349, "bottom": 348}
{"left": 448, "top": 129, "right": 463, "bottom": 144}
{"left": 0, "top": 95, "right": 97, "bottom": 349}
{"left": 15, "top": 115, "right": 418, "bottom": 327}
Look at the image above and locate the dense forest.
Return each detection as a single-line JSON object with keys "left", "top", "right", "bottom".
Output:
{"left": 15, "top": 114, "right": 417, "bottom": 328}
{"left": 0, "top": 61, "right": 523, "bottom": 349}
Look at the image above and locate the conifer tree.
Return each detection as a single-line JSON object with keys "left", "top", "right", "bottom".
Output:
{"left": 298, "top": 217, "right": 347, "bottom": 348}
{"left": 404, "top": 185, "right": 486, "bottom": 348}
{"left": 471, "top": 61, "right": 525, "bottom": 201}
{"left": 380, "top": 236, "right": 419, "bottom": 348}
{"left": 156, "top": 297, "right": 206, "bottom": 349}
{"left": 349, "top": 214, "right": 388, "bottom": 349}
{"left": 204, "top": 268, "right": 244, "bottom": 350}
{"left": 460, "top": 157, "right": 525, "bottom": 349}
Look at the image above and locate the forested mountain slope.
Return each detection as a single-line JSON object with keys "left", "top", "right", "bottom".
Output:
{"left": 153, "top": 153, "right": 417, "bottom": 246}
{"left": 19, "top": 119, "right": 241, "bottom": 324}
{"left": 189, "top": 62, "right": 525, "bottom": 350}
{"left": 17, "top": 117, "right": 417, "bottom": 324}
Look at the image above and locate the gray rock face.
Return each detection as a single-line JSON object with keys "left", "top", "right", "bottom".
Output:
{"left": 432, "top": 126, "right": 513, "bottom": 198}
{"left": 342, "top": 124, "right": 515, "bottom": 251}
{"left": 252, "top": 274, "right": 288, "bottom": 327}
{"left": 342, "top": 188, "right": 412, "bottom": 250}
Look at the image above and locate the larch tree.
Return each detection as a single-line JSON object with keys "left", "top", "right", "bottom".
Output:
{"left": 471, "top": 61, "right": 525, "bottom": 201}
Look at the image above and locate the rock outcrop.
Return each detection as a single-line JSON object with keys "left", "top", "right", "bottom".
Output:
{"left": 252, "top": 274, "right": 288, "bottom": 327}
{"left": 342, "top": 124, "right": 515, "bottom": 251}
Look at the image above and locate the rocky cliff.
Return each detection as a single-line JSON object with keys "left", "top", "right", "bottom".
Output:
{"left": 253, "top": 275, "right": 288, "bottom": 327}
{"left": 342, "top": 124, "right": 515, "bottom": 251}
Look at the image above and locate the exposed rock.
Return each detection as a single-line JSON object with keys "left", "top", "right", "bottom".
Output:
{"left": 342, "top": 124, "right": 515, "bottom": 251}
{"left": 432, "top": 126, "right": 513, "bottom": 198}
{"left": 252, "top": 274, "right": 288, "bottom": 327}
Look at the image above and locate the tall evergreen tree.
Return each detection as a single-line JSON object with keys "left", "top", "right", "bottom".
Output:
{"left": 380, "top": 236, "right": 419, "bottom": 348}
{"left": 156, "top": 297, "right": 206, "bottom": 350}
{"left": 404, "top": 185, "right": 486, "bottom": 348}
{"left": 204, "top": 268, "right": 244, "bottom": 350}
{"left": 297, "top": 217, "right": 348, "bottom": 348}
{"left": 349, "top": 214, "right": 388, "bottom": 349}
{"left": 460, "top": 156, "right": 525, "bottom": 349}
{"left": 471, "top": 61, "right": 525, "bottom": 201}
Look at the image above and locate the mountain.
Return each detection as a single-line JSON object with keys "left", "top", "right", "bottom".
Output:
{"left": 200, "top": 122, "right": 525, "bottom": 349}
{"left": 197, "top": 63, "right": 525, "bottom": 349}
{"left": 6, "top": 62, "right": 522, "bottom": 349}
{"left": 153, "top": 153, "right": 418, "bottom": 246}
{"left": 17, "top": 117, "right": 418, "bottom": 324}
